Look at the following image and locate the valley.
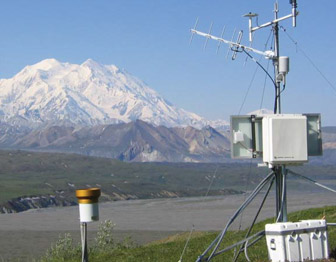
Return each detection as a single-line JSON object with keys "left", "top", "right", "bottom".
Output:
{"left": 0, "top": 149, "right": 336, "bottom": 214}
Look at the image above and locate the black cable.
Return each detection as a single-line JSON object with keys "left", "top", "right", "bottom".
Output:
{"left": 274, "top": 88, "right": 277, "bottom": 114}
{"left": 280, "top": 84, "right": 286, "bottom": 94}
{"left": 242, "top": 49, "right": 277, "bottom": 90}
{"left": 242, "top": 49, "right": 278, "bottom": 113}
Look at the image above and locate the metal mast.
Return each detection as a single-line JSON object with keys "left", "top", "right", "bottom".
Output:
{"left": 273, "top": 1, "right": 287, "bottom": 222}
{"left": 190, "top": 1, "right": 298, "bottom": 261}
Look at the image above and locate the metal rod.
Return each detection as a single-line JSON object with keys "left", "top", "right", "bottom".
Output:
{"left": 251, "top": 13, "right": 296, "bottom": 32}
{"left": 272, "top": 1, "right": 288, "bottom": 224}
{"left": 205, "top": 172, "right": 275, "bottom": 261}
{"left": 287, "top": 169, "right": 336, "bottom": 194}
{"left": 233, "top": 176, "right": 275, "bottom": 262}
{"left": 196, "top": 172, "right": 275, "bottom": 262}
{"left": 281, "top": 166, "right": 287, "bottom": 222}
{"left": 81, "top": 222, "right": 88, "bottom": 262}
{"left": 210, "top": 230, "right": 265, "bottom": 258}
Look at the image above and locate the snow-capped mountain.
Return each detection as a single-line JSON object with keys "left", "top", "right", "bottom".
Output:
{"left": 0, "top": 58, "right": 227, "bottom": 128}
{"left": 248, "top": 108, "right": 274, "bottom": 115}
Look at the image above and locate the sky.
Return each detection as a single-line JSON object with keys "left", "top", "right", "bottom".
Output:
{"left": 0, "top": 0, "right": 335, "bottom": 125}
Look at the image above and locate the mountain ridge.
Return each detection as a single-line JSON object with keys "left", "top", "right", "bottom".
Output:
{"left": 0, "top": 58, "right": 228, "bottom": 129}
{"left": 7, "top": 120, "right": 231, "bottom": 162}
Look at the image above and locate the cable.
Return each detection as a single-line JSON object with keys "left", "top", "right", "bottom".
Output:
{"left": 280, "top": 26, "right": 336, "bottom": 95}
{"left": 238, "top": 64, "right": 259, "bottom": 115}
{"left": 203, "top": 166, "right": 219, "bottom": 201}
{"left": 288, "top": 169, "right": 336, "bottom": 194}
{"left": 180, "top": 165, "right": 219, "bottom": 262}
{"left": 239, "top": 30, "right": 273, "bottom": 115}
{"left": 280, "top": 84, "right": 286, "bottom": 94}
{"left": 276, "top": 169, "right": 286, "bottom": 222}
{"left": 237, "top": 160, "right": 253, "bottom": 231}
{"left": 242, "top": 49, "right": 277, "bottom": 102}
{"left": 259, "top": 59, "right": 271, "bottom": 110}
{"left": 178, "top": 225, "right": 195, "bottom": 262}
{"left": 233, "top": 175, "right": 275, "bottom": 262}
{"left": 244, "top": 240, "right": 251, "bottom": 262}
{"left": 259, "top": 31, "right": 274, "bottom": 111}
{"left": 204, "top": 171, "right": 275, "bottom": 261}
{"left": 196, "top": 172, "right": 274, "bottom": 262}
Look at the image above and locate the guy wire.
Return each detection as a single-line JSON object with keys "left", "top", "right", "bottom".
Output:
{"left": 280, "top": 26, "right": 336, "bottom": 95}
{"left": 238, "top": 30, "right": 273, "bottom": 115}
{"left": 260, "top": 32, "right": 274, "bottom": 110}
{"left": 179, "top": 165, "right": 219, "bottom": 262}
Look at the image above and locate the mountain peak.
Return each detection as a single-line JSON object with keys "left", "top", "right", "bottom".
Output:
{"left": 248, "top": 108, "right": 273, "bottom": 115}
{"left": 81, "top": 58, "right": 101, "bottom": 68}
{"left": 0, "top": 59, "right": 219, "bottom": 129}
{"left": 32, "top": 58, "right": 62, "bottom": 71}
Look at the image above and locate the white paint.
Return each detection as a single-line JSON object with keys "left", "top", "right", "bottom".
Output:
{"left": 265, "top": 220, "right": 328, "bottom": 262}
{"left": 78, "top": 203, "right": 99, "bottom": 223}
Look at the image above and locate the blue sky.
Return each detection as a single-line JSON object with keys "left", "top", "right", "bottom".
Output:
{"left": 0, "top": 0, "right": 335, "bottom": 125}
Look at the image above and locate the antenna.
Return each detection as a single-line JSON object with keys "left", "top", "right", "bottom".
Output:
{"left": 190, "top": 2, "right": 308, "bottom": 262}
{"left": 189, "top": 18, "right": 199, "bottom": 45}
{"left": 190, "top": 25, "right": 275, "bottom": 60}
{"left": 231, "top": 30, "right": 243, "bottom": 60}
{"left": 203, "top": 22, "right": 213, "bottom": 50}
{"left": 226, "top": 28, "right": 236, "bottom": 59}
{"left": 216, "top": 26, "right": 226, "bottom": 54}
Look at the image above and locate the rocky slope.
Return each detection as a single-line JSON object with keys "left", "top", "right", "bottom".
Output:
{"left": 4, "top": 120, "right": 231, "bottom": 162}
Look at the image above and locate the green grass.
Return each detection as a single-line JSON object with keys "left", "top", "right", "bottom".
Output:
{"left": 40, "top": 206, "right": 336, "bottom": 262}
{"left": 1, "top": 149, "right": 336, "bottom": 214}
{"left": 1, "top": 149, "right": 336, "bottom": 207}
{"left": 0, "top": 150, "right": 264, "bottom": 205}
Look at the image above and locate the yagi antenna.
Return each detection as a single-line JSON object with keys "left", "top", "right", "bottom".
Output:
{"left": 190, "top": 24, "right": 275, "bottom": 60}
{"left": 216, "top": 26, "right": 226, "bottom": 54}
{"left": 189, "top": 18, "right": 199, "bottom": 45}
{"left": 203, "top": 22, "right": 213, "bottom": 50}
{"left": 226, "top": 28, "right": 236, "bottom": 59}
{"left": 231, "top": 30, "right": 243, "bottom": 60}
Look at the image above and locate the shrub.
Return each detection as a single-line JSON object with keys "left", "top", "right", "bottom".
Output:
{"left": 40, "top": 233, "right": 80, "bottom": 262}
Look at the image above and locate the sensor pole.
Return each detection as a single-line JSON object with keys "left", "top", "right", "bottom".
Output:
{"left": 76, "top": 188, "right": 101, "bottom": 262}
{"left": 80, "top": 222, "right": 88, "bottom": 262}
{"left": 273, "top": 1, "right": 287, "bottom": 222}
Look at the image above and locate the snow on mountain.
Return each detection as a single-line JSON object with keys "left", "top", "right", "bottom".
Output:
{"left": 0, "top": 58, "right": 227, "bottom": 128}
{"left": 248, "top": 108, "right": 274, "bottom": 115}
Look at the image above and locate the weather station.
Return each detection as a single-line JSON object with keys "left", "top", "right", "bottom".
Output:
{"left": 188, "top": 0, "right": 336, "bottom": 261}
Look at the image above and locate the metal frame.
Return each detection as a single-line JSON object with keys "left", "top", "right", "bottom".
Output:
{"left": 189, "top": 1, "right": 327, "bottom": 261}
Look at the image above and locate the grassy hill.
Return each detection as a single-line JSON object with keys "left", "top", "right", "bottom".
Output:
{"left": 1, "top": 149, "right": 336, "bottom": 213}
{"left": 0, "top": 150, "right": 254, "bottom": 212}
{"left": 41, "top": 206, "right": 336, "bottom": 262}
